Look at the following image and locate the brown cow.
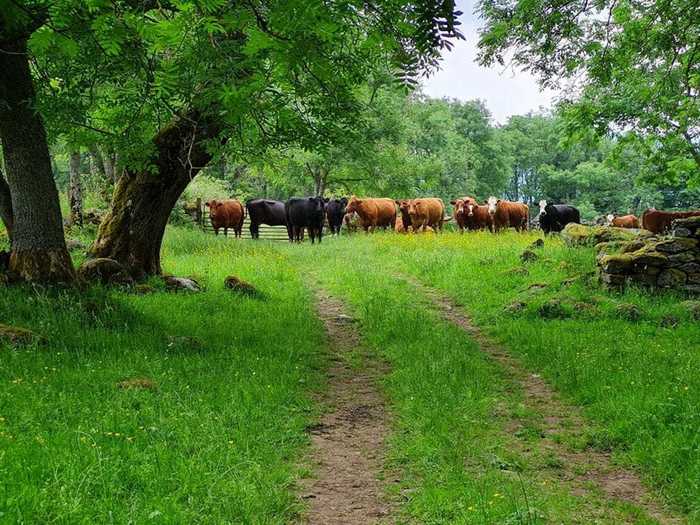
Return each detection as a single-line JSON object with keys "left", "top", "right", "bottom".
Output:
{"left": 450, "top": 198, "right": 468, "bottom": 232}
{"left": 395, "top": 200, "right": 413, "bottom": 232}
{"left": 642, "top": 208, "right": 700, "bottom": 234}
{"left": 345, "top": 196, "right": 396, "bottom": 232}
{"left": 408, "top": 198, "right": 445, "bottom": 232}
{"left": 606, "top": 214, "right": 640, "bottom": 229}
{"left": 395, "top": 215, "right": 407, "bottom": 233}
{"left": 486, "top": 197, "right": 529, "bottom": 232}
{"left": 206, "top": 198, "right": 245, "bottom": 237}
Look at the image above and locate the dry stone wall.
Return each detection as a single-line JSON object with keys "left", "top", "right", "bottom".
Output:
{"left": 597, "top": 216, "right": 700, "bottom": 294}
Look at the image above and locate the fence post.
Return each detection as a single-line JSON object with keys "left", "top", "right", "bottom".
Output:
{"left": 196, "top": 198, "right": 204, "bottom": 229}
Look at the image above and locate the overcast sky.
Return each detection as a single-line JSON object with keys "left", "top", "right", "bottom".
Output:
{"left": 421, "top": 0, "right": 556, "bottom": 124}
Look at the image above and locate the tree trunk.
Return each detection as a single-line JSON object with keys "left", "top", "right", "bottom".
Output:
{"left": 69, "top": 151, "right": 83, "bottom": 227}
{"left": 0, "top": 38, "right": 74, "bottom": 283}
{"left": 0, "top": 169, "right": 14, "bottom": 242}
{"left": 89, "top": 146, "right": 106, "bottom": 179}
{"left": 90, "top": 111, "right": 220, "bottom": 278}
{"left": 103, "top": 149, "right": 116, "bottom": 183}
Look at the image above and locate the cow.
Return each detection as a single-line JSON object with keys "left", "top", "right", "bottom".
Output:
{"left": 487, "top": 197, "right": 529, "bottom": 232}
{"left": 395, "top": 215, "right": 407, "bottom": 233}
{"left": 205, "top": 199, "right": 245, "bottom": 237}
{"left": 642, "top": 208, "right": 700, "bottom": 234}
{"left": 537, "top": 200, "right": 580, "bottom": 234}
{"left": 343, "top": 211, "right": 360, "bottom": 233}
{"left": 285, "top": 197, "right": 325, "bottom": 243}
{"left": 325, "top": 197, "right": 347, "bottom": 235}
{"left": 245, "top": 199, "right": 287, "bottom": 239}
{"left": 408, "top": 198, "right": 445, "bottom": 232}
{"left": 395, "top": 200, "right": 413, "bottom": 232}
{"left": 345, "top": 196, "right": 396, "bottom": 232}
{"left": 606, "top": 214, "right": 640, "bottom": 229}
{"left": 452, "top": 197, "right": 490, "bottom": 232}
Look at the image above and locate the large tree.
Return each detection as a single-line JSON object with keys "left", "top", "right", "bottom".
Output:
{"left": 477, "top": 0, "right": 700, "bottom": 184}
{"left": 20, "top": 0, "right": 462, "bottom": 278}
{"left": 0, "top": 23, "right": 74, "bottom": 282}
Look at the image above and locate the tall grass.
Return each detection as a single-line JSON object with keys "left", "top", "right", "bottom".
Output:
{"left": 309, "top": 231, "right": 700, "bottom": 518}
{"left": 0, "top": 228, "right": 326, "bottom": 522}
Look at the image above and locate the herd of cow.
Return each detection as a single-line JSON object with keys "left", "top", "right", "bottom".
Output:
{"left": 203, "top": 196, "right": 700, "bottom": 242}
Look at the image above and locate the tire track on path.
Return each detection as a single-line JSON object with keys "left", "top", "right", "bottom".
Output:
{"left": 400, "top": 273, "right": 683, "bottom": 525}
{"left": 298, "top": 285, "right": 393, "bottom": 525}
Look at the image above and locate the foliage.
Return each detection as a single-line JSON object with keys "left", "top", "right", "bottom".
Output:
{"left": 477, "top": 0, "right": 700, "bottom": 185}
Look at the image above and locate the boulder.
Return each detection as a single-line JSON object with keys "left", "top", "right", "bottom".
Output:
{"left": 653, "top": 238, "right": 698, "bottom": 254}
{"left": 164, "top": 276, "right": 201, "bottom": 293}
{"left": 561, "top": 223, "right": 653, "bottom": 247}
{"left": 657, "top": 268, "right": 687, "bottom": 288}
{"left": 65, "top": 239, "right": 85, "bottom": 251}
{"left": 673, "top": 216, "right": 700, "bottom": 238}
{"left": 78, "top": 258, "right": 133, "bottom": 285}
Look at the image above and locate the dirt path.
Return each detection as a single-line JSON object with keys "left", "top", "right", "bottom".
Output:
{"left": 299, "top": 287, "right": 392, "bottom": 525}
{"left": 401, "top": 274, "right": 683, "bottom": 525}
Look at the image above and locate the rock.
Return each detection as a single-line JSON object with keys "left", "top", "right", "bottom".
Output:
{"left": 688, "top": 273, "right": 700, "bottom": 285}
{"left": 653, "top": 238, "right": 698, "bottom": 254}
{"left": 668, "top": 252, "right": 695, "bottom": 264}
{"left": 224, "top": 276, "right": 261, "bottom": 297}
{"left": 561, "top": 276, "right": 578, "bottom": 287}
{"left": 117, "top": 377, "right": 158, "bottom": 390}
{"left": 537, "top": 299, "right": 571, "bottom": 319}
{"left": 673, "top": 216, "right": 700, "bottom": 237}
{"left": 615, "top": 303, "right": 642, "bottom": 321}
{"left": 65, "top": 239, "right": 85, "bottom": 251}
{"left": 164, "top": 276, "right": 201, "bottom": 293}
{"left": 657, "top": 268, "right": 687, "bottom": 288}
{"left": 572, "top": 301, "right": 599, "bottom": 316}
{"left": 167, "top": 335, "right": 204, "bottom": 352}
{"left": 520, "top": 250, "right": 538, "bottom": 263}
{"left": 83, "top": 209, "right": 104, "bottom": 226}
{"left": 528, "top": 238, "right": 544, "bottom": 250}
{"left": 505, "top": 267, "right": 529, "bottom": 276}
{"left": 681, "top": 301, "right": 700, "bottom": 320}
{"left": 78, "top": 258, "right": 133, "bottom": 285}
{"left": 677, "top": 262, "right": 700, "bottom": 274}
{"left": 0, "top": 323, "right": 39, "bottom": 347}
{"left": 600, "top": 255, "right": 634, "bottom": 274}
{"left": 561, "top": 223, "right": 653, "bottom": 247}
{"left": 504, "top": 301, "right": 526, "bottom": 314}
{"left": 600, "top": 272, "right": 627, "bottom": 287}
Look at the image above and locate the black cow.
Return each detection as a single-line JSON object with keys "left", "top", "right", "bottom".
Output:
{"left": 325, "top": 197, "right": 347, "bottom": 235}
{"left": 537, "top": 200, "right": 581, "bottom": 233}
{"left": 245, "top": 199, "right": 287, "bottom": 239}
{"left": 285, "top": 197, "right": 325, "bottom": 243}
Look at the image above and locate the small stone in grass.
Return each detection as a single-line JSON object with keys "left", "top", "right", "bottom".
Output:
{"left": 164, "top": 276, "right": 201, "bottom": 293}
{"left": 117, "top": 378, "right": 157, "bottom": 391}
{"left": 224, "top": 275, "right": 261, "bottom": 297}
{"left": 504, "top": 301, "right": 526, "bottom": 314}
{"left": 660, "top": 315, "right": 680, "bottom": 328}
{"left": 528, "top": 238, "right": 544, "bottom": 250}
{"left": 681, "top": 300, "right": 700, "bottom": 320}
{"left": 520, "top": 249, "right": 539, "bottom": 263}
{"left": 537, "top": 299, "right": 571, "bottom": 319}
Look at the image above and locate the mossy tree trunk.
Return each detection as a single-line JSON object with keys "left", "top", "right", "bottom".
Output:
{"left": 0, "top": 38, "right": 74, "bottom": 283}
{"left": 90, "top": 112, "right": 220, "bottom": 278}
{"left": 0, "top": 169, "right": 13, "bottom": 242}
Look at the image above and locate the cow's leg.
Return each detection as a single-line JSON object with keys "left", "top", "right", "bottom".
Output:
{"left": 214, "top": 228, "right": 219, "bottom": 236}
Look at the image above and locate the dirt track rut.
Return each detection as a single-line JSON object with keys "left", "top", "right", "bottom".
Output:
{"left": 299, "top": 287, "right": 392, "bottom": 524}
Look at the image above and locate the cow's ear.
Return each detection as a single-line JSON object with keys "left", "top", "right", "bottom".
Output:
{"left": 205, "top": 201, "right": 211, "bottom": 207}
{"left": 449, "top": 200, "right": 456, "bottom": 205}
{"left": 340, "top": 197, "right": 347, "bottom": 205}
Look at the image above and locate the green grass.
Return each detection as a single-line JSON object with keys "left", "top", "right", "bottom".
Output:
{"left": 1, "top": 227, "right": 699, "bottom": 522}
{"left": 302, "top": 231, "right": 699, "bottom": 519}
{"left": 0, "top": 229, "right": 327, "bottom": 523}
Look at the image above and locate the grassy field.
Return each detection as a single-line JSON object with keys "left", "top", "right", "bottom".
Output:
{"left": 1, "top": 226, "right": 699, "bottom": 522}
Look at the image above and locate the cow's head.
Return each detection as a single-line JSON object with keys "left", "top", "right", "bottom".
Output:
{"left": 606, "top": 214, "right": 615, "bottom": 225}
{"left": 345, "top": 196, "right": 361, "bottom": 214}
{"left": 487, "top": 196, "right": 499, "bottom": 216}
{"left": 205, "top": 200, "right": 224, "bottom": 216}
{"left": 451, "top": 198, "right": 465, "bottom": 215}
{"left": 408, "top": 199, "right": 422, "bottom": 217}
{"left": 538, "top": 200, "right": 548, "bottom": 216}
{"left": 309, "top": 196, "right": 325, "bottom": 213}
{"left": 463, "top": 197, "right": 478, "bottom": 217}
{"left": 395, "top": 199, "right": 411, "bottom": 216}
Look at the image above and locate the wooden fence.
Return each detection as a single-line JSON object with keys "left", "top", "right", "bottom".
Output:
{"left": 180, "top": 199, "right": 290, "bottom": 241}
